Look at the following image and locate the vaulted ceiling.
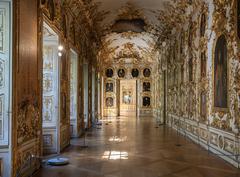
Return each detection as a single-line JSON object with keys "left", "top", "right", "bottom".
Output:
{"left": 70, "top": 0, "right": 195, "bottom": 64}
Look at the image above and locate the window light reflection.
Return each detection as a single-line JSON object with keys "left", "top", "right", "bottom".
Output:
{"left": 102, "top": 151, "right": 128, "bottom": 160}
{"left": 108, "top": 136, "right": 127, "bottom": 142}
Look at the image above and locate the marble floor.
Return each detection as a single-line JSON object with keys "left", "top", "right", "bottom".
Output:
{"left": 34, "top": 117, "right": 240, "bottom": 177}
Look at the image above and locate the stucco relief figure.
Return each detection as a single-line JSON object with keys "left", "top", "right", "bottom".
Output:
{"left": 143, "top": 96, "right": 150, "bottom": 107}
{"left": 118, "top": 69, "right": 125, "bottom": 78}
{"left": 106, "top": 97, "right": 114, "bottom": 107}
{"left": 143, "top": 68, "right": 151, "bottom": 77}
{"left": 143, "top": 82, "right": 150, "bottom": 92}
{"left": 106, "top": 83, "right": 113, "bottom": 92}
{"left": 214, "top": 35, "right": 228, "bottom": 108}
{"left": 123, "top": 91, "right": 132, "bottom": 104}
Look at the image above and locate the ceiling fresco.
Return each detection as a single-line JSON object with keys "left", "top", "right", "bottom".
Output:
{"left": 65, "top": 0, "right": 201, "bottom": 65}
{"left": 98, "top": 32, "right": 159, "bottom": 63}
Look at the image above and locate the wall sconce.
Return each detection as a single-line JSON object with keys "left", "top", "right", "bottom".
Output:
{"left": 58, "top": 45, "right": 64, "bottom": 51}
{"left": 58, "top": 52, "right": 63, "bottom": 57}
{"left": 58, "top": 45, "right": 64, "bottom": 57}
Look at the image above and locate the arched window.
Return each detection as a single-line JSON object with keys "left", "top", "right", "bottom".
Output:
{"left": 214, "top": 35, "right": 228, "bottom": 108}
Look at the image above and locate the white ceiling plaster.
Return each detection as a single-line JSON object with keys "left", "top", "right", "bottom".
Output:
{"left": 93, "top": 0, "right": 172, "bottom": 27}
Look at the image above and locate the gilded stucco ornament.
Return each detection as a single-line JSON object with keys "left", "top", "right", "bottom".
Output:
{"left": 17, "top": 101, "right": 41, "bottom": 145}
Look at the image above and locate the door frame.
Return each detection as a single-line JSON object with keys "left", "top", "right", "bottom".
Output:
{"left": 42, "top": 21, "right": 61, "bottom": 154}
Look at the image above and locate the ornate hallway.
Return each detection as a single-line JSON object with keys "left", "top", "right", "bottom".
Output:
{"left": 34, "top": 117, "right": 239, "bottom": 177}
{"left": 3, "top": 0, "right": 240, "bottom": 176}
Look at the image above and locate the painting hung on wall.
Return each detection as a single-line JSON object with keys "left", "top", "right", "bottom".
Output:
{"left": 200, "top": 92, "right": 207, "bottom": 121}
{"left": 143, "top": 96, "right": 150, "bottom": 107}
{"left": 214, "top": 35, "right": 228, "bottom": 108}
{"left": 201, "top": 52, "right": 206, "bottom": 78}
{"left": 237, "top": 0, "right": 240, "bottom": 39}
{"left": 200, "top": 13, "right": 206, "bottom": 37}
{"left": 118, "top": 69, "right": 125, "bottom": 78}
{"left": 189, "top": 55, "right": 193, "bottom": 82}
{"left": 106, "top": 83, "right": 113, "bottom": 92}
{"left": 122, "top": 91, "right": 132, "bottom": 104}
{"left": 143, "top": 82, "right": 150, "bottom": 92}
{"left": 143, "top": 68, "right": 151, "bottom": 77}
{"left": 131, "top": 68, "right": 139, "bottom": 78}
{"left": 106, "top": 68, "right": 113, "bottom": 78}
{"left": 106, "top": 97, "right": 114, "bottom": 107}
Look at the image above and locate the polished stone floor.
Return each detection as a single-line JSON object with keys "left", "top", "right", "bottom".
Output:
{"left": 34, "top": 117, "right": 240, "bottom": 177}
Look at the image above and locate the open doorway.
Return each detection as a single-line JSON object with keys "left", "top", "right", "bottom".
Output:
{"left": 42, "top": 22, "right": 60, "bottom": 154}
{"left": 70, "top": 49, "right": 79, "bottom": 137}
{"left": 119, "top": 80, "right": 137, "bottom": 117}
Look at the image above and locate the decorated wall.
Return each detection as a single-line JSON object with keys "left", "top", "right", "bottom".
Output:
{"left": 9, "top": 0, "right": 100, "bottom": 176}
{"left": 155, "top": 0, "right": 240, "bottom": 167}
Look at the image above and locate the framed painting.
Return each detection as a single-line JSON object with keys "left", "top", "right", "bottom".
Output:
{"left": 237, "top": 0, "right": 240, "bottom": 39}
{"left": 106, "top": 68, "right": 113, "bottom": 78}
{"left": 131, "top": 68, "right": 139, "bottom": 78}
{"left": 143, "top": 96, "right": 151, "bottom": 107}
{"left": 106, "top": 97, "right": 114, "bottom": 107}
{"left": 214, "top": 35, "right": 228, "bottom": 109}
{"left": 143, "top": 82, "right": 150, "bottom": 92}
{"left": 106, "top": 83, "right": 113, "bottom": 92}
{"left": 143, "top": 68, "right": 151, "bottom": 77}
{"left": 201, "top": 52, "right": 206, "bottom": 78}
{"left": 118, "top": 69, "right": 125, "bottom": 78}
{"left": 189, "top": 56, "right": 193, "bottom": 82}
{"left": 200, "top": 13, "right": 206, "bottom": 37}
{"left": 200, "top": 91, "right": 207, "bottom": 121}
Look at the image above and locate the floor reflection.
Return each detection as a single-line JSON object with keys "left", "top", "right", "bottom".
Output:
{"left": 108, "top": 136, "right": 127, "bottom": 142}
{"left": 34, "top": 117, "right": 240, "bottom": 177}
{"left": 102, "top": 151, "right": 128, "bottom": 160}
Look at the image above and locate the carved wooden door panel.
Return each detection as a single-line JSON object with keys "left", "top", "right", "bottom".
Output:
{"left": 0, "top": 2, "right": 10, "bottom": 146}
